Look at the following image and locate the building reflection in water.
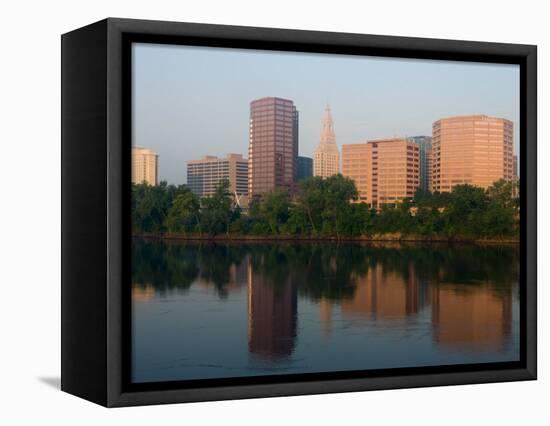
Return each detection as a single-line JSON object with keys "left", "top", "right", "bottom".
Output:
{"left": 340, "top": 263, "right": 420, "bottom": 321}
{"left": 431, "top": 283, "right": 512, "bottom": 352}
{"left": 132, "top": 283, "right": 156, "bottom": 303}
{"left": 319, "top": 299, "right": 334, "bottom": 336}
{"left": 321, "top": 259, "right": 513, "bottom": 353}
{"left": 197, "top": 260, "right": 249, "bottom": 296}
{"left": 131, "top": 240, "right": 518, "bottom": 371}
{"left": 247, "top": 259, "right": 297, "bottom": 359}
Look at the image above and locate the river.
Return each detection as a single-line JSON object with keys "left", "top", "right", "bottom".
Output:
{"left": 131, "top": 239, "right": 520, "bottom": 383}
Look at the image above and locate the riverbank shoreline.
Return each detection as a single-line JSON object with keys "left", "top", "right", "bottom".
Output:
{"left": 133, "top": 233, "right": 519, "bottom": 245}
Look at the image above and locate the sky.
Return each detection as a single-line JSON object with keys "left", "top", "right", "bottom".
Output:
{"left": 132, "top": 43, "right": 520, "bottom": 185}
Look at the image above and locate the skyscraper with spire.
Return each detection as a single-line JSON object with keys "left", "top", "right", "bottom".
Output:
{"left": 314, "top": 105, "right": 339, "bottom": 178}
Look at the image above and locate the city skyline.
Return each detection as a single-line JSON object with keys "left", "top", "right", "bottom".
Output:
{"left": 132, "top": 43, "right": 520, "bottom": 185}
{"left": 134, "top": 112, "right": 517, "bottom": 205}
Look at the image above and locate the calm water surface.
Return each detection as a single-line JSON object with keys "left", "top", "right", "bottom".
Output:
{"left": 131, "top": 240, "right": 520, "bottom": 383}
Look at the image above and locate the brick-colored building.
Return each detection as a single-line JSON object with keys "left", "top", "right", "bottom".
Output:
{"left": 342, "top": 138, "right": 420, "bottom": 208}
{"left": 431, "top": 115, "right": 514, "bottom": 192}
{"left": 369, "top": 138, "right": 420, "bottom": 207}
{"left": 341, "top": 143, "right": 370, "bottom": 203}
{"left": 248, "top": 97, "right": 299, "bottom": 197}
{"left": 187, "top": 153, "right": 248, "bottom": 197}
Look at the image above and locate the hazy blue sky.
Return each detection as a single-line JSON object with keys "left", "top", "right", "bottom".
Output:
{"left": 132, "top": 43, "right": 520, "bottom": 185}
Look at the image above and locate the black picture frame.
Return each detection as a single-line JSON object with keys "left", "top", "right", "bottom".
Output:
{"left": 61, "top": 17, "right": 537, "bottom": 407}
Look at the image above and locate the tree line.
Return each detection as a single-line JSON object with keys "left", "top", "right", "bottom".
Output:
{"left": 132, "top": 175, "right": 519, "bottom": 240}
{"left": 133, "top": 239, "right": 519, "bottom": 299}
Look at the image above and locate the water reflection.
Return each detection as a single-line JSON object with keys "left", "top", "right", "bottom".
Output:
{"left": 132, "top": 240, "right": 519, "bottom": 382}
{"left": 132, "top": 283, "right": 155, "bottom": 302}
{"left": 340, "top": 264, "right": 421, "bottom": 321}
{"left": 431, "top": 284, "right": 513, "bottom": 352}
{"left": 247, "top": 260, "right": 297, "bottom": 359}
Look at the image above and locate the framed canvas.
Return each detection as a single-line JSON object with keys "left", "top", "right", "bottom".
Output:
{"left": 61, "top": 18, "right": 537, "bottom": 407}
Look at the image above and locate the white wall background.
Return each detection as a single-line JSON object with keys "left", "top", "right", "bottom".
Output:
{"left": 0, "top": 0, "right": 546, "bottom": 424}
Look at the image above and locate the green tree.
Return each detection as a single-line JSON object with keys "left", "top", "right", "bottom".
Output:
{"left": 486, "top": 179, "right": 515, "bottom": 209}
{"left": 415, "top": 206, "right": 444, "bottom": 237}
{"left": 282, "top": 207, "right": 309, "bottom": 235}
{"left": 483, "top": 179, "right": 517, "bottom": 238}
{"left": 247, "top": 196, "right": 270, "bottom": 235}
{"left": 350, "top": 203, "right": 377, "bottom": 236}
{"left": 259, "top": 189, "right": 291, "bottom": 234}
{"left": 164, "top": 188, "right": 200, "bottom": 233}
{"left": 132, "top": 182, "right": 169, "bottom": 232}
{"left": 322, "top": 174, "right": 359, "bottom": 238}
{"left": 482, "top": 203, "right": 515, "bottom": 238}
{"left": 442, "top": 184, "right": 488, "bottom": 238}
{"left": 374, "top": 203, "right": 412, "bottom": 234}
{"left": 131, "top": 172, "right": 519, "bottom": 241}
{"left": 296, "top": 177, "right": 326, "bottom": 235}
{"left": 200, "top": 180, "right": 234, "bottom": 236}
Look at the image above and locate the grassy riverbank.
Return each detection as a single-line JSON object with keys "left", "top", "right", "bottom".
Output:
{"left": 134, "top": 232, "right": 519, "bottom": 244}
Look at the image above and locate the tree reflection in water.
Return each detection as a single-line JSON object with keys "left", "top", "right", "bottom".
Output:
{"left": 132, "top": 239, "right": 518, "bottom": 358}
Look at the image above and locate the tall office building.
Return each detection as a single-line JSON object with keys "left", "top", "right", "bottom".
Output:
{"left": 431, "top": 115, "right": 514, "bottom": 192}
{"left": 187, "top": 153, "right": 248, "bottom": 197}
{"left": 314, "top": 105, "right": 339, "bottom": 178}
{"left": 248, "top": 97, "right": 299, "bottom": 197}
{"left": 132, "top": 146, "right": 158, "bottom": 186}
{"left": 341, "top": 143, "right": 370, "bottom": 203}
{"left": 341, "top": 138, "right": 419, "bottom": 208}
{"left": 409, "top": 136, "right": 433, "bottom": 192}
{"left": 297, "top": 156, "right": 313, "bottom": 181}
{"left": 368, "top": 138, "right": 420, "bottom": 208}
